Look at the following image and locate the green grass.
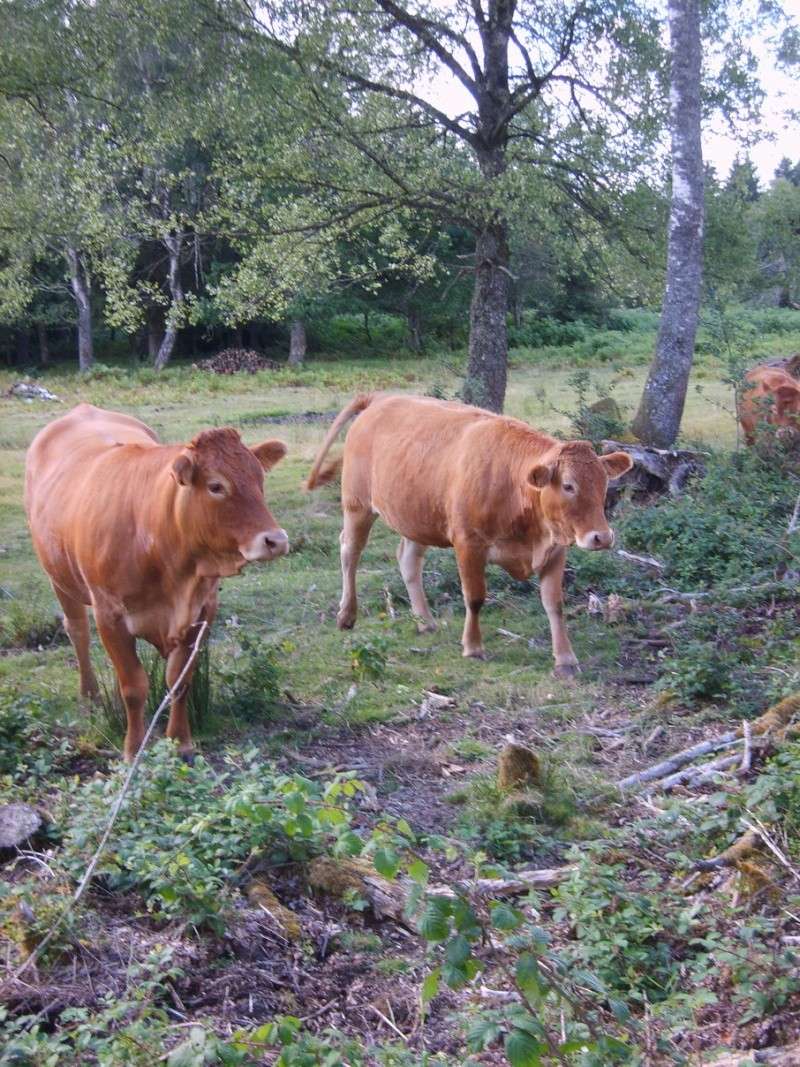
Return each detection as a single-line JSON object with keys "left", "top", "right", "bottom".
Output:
{"left": 2, "top": 315, "right": 800, "bottom": 752}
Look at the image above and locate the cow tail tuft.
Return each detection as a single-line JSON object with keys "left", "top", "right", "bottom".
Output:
{"left": 306, "top": 394, "right": 373, "bottom": 490}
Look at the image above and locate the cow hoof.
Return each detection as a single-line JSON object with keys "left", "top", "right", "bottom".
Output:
{"left": 463, "top": 648, "right": 487, "bottom": 660}
{"left": 553, "top": 663, "right": 580, "bottom": 680}
{"left": 180, "top": 750, "right": 196, "bottom": 766}
{"left": 336, "top": 612, "right": 356, "bottom": 630}
{"left": 416, "top": 620, "right": 437, "bottom": 634}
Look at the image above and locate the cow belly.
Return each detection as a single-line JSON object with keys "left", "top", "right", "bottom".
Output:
{"left": 371, "top": 501, "right": 451, "bottom": 549}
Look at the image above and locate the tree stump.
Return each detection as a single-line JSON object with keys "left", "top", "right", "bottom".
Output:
{"left": 601, "top": 439, "right": 705, "bottom": 508}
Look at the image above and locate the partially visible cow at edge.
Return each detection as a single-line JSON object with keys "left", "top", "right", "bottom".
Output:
{"left": 738, "top": 365, "right": 800, "bottom": 445}
{"left": 25, "top": 404, "right": 289, "bottom": 760}
{"left": 306, "top": 394, "right": 632, "bottom": 676}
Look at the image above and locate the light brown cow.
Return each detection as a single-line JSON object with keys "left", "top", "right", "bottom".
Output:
{"left": 738, "top": 366, "right": 800, "bottom": 445}
{"left": 307, "top": 394, "right": 632, "bottom": 675}
{"left": 25, "top": 404, "right": 288, "bottom": 760}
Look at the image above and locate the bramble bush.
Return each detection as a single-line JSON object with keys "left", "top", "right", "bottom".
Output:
{"left": 61, "top": 741, "right": 365, "bottom": 930}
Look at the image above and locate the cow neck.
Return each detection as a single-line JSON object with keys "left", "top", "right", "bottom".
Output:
{"left": 495, "top": 421, "right": 573, "bottom": 550}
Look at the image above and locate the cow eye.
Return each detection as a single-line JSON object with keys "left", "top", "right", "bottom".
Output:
{"left": 208, "top": 481, "right": 226, "bottom": 497}
{"left": 563, "top": 482, "right": 575, "bottom": 494}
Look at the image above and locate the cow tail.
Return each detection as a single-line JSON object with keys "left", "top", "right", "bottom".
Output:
{"left": 306, "top": 394, "right": 374, "bottom": 490}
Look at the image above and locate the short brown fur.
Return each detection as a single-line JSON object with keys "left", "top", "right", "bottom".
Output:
{"left": 25, "top": 404, "right": 288, "bottom": 760}
{"left": 307, "top": 393, "right": 632, "bottom": 671}
{"left": 738, "top": 366, "right": 800, "bottom": 445}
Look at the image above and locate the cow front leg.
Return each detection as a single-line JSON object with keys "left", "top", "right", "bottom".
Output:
{"left": 396, "top": 537, "right": 435, "bottom": 633}
{"left": 53, "top": 586, "right": 99, "bottom": 702}
{"left": 94, "top": 614, "right": 149, "bottom": 761}
{"left": 337, "top": 508, "right": 376, "bottom": 630}
{"left": 454, "top": 541, "right": 488, "bottom": 659}
{"left": 165, "top": 608, "right": 215, "bottom": 760}
{"left": 538, "top": 548, "right": 579, "bottom": 678}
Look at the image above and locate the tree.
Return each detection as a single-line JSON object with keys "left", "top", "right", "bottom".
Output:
{"left": 211, "top": 0, "right": 665, "bottom": 410}
{"left": 632, "top": 0, "right": 704, "bottom": 447}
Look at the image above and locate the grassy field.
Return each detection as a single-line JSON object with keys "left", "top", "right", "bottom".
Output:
{"left": 2, "top": 318, "right": 800, "bottom": 1064}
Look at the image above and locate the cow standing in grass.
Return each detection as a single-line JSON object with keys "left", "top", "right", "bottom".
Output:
{"left": 738, "top": 366, "right": 800, "bottom": 445}
{"left": 307, "top": 394, "right": 632, "bottom": 675}
{"left": 25, "top": 403, "right": 288, "bottom": 760}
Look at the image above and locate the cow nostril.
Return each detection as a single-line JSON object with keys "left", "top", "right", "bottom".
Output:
{"left": 264, "top": 529, "right": 289, "bottom": 552}
{"left": 593, "top": 532, "right": 602, "bottom": 548}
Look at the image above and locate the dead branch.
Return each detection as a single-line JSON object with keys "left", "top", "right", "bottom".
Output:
{"left": 617, "top": 733, "right": 740, "bottom": 791}
{"left": 649, "top": 752, "right": 741, "bottom": 794}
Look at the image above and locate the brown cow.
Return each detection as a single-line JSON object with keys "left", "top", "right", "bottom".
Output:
{"left": 25, "top": 404, "right": 288, "bottom": 760}
{"left": 307, "top": 394, "right": 632, "bottom": 675}
{"left": 738, "top": 366, "right": 800, "bottom": 445}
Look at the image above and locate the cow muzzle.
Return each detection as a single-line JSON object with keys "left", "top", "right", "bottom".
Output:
{"left": 240, "top": 528, "right": 290, "bottom": 562}
{"left": 577, "top": 529, "right": 615, "bottom": 551}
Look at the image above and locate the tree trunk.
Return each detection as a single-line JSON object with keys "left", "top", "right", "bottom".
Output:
{"left": 406, "top": 307, "right": 422, "bottom": 353}
{"left": 17, "top": 328, "right": 30, "bottom": 366}
{"left": 66, "top": 246, "right": 94, "bottom": 371}
{"left": 463, "top": 218, "right": 510, "bottom": 412}
{"left": 632, "top": 0, "right": 704, "bottom": 447}
{"left": 147, "top": 306, "right": 163, "bottom": 363}
{"left": 36, "top": 322, "right": 50, "bottom": 365}
{"left": 154, "top": 232, "right": 184, "bottom": 370}
{"left": 288, "top": 318, "right": 307, "bottom": 365}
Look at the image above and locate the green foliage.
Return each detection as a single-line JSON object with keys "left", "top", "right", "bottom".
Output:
{"left": 61, "top": 742, "right": 363, "bottom": 930}
{"left": 0, "top": 597, "right": 64, "bottom": 651}
{"left": 554, "top": 852, "right": 690, "bottom": 1004}
{"left": 620, "top": 449, "right": 800, "bottom": 587}
{"left": 348, "top": 634, "right": 389, "bottom": 684}
{"left": 0, "top": 696, "right": 76, "bottom": 785}
{"left": 213, "top": 630, "right": 282, "bottom": 721}
{"left": 407, "top": 859, "right": 638, "bottom": 1066}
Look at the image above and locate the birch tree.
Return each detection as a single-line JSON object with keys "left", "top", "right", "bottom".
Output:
{"left": 632, "top": 0, "right": 704, "bottom": 445}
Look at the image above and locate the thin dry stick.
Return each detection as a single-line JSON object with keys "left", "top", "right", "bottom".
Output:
{"left": 787, "top": 489, "right": 800, "bottom": 536}
{"left": 742, "top": 814, "right": 800, "bottom": 883}
{"left": 739, "top": 720, "right": 753, "bottom": 775}
{"left": 4, "top": 621, "right": 209, "bottom": 988}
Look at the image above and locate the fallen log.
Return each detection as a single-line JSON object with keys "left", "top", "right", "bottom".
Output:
{"left": 307, "top": 856, "right": 572, "bottom": 927}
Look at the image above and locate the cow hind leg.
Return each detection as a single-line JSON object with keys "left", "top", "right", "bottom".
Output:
{"left": 538, "top": 548, "right": 579, "bottom": 678}
{"left": 53, "top": 586, "right": 99, "bottom": 702}
{"left": 94, "top": 614, "right": 149, "bottom": 762}
{"left": 337, "top": 508, "right": 376, "bottom": 630}
{"left": 454, "top": 541, "right": 488, "bottom": 659}
{"left": 396, "top": 538, "right": 435, "bottom": 633}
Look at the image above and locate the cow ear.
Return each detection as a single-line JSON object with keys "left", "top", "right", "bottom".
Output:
{"left": 528, "top": 463, "right": 554, "bottom": 488}
{"left": 600, "top": 451, "right": 634, "bottom": 479}
{"left": 252, "top": 439, "right": 288, "bottom": 471}
{"left": 172, "top": 451, "right": 195, "bottom": 487}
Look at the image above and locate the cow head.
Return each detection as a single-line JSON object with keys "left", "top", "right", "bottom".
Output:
{"left": 171, "top": 428, "right": 288, "bottom": 572}
{"left": 529, "top": 441, "right": 632, "bottom": 550}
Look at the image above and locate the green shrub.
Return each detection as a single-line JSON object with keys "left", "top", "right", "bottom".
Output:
{"left": 507, "top": 313, "right": 588, "bottom": 349}
{"left": 214, "top": 631, "right": 282, "bottom": 720}
{"left": 554, "top": 852, "right": 689, "bottom": 1004}
{"left": 61, "top": 742, "right": 364, "bottom": 930}
{"left": 0, "top": 696, "right": 76, "bottom": 784}
{"left": 619, "top": 449, "right": 800, "bottom": 588}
